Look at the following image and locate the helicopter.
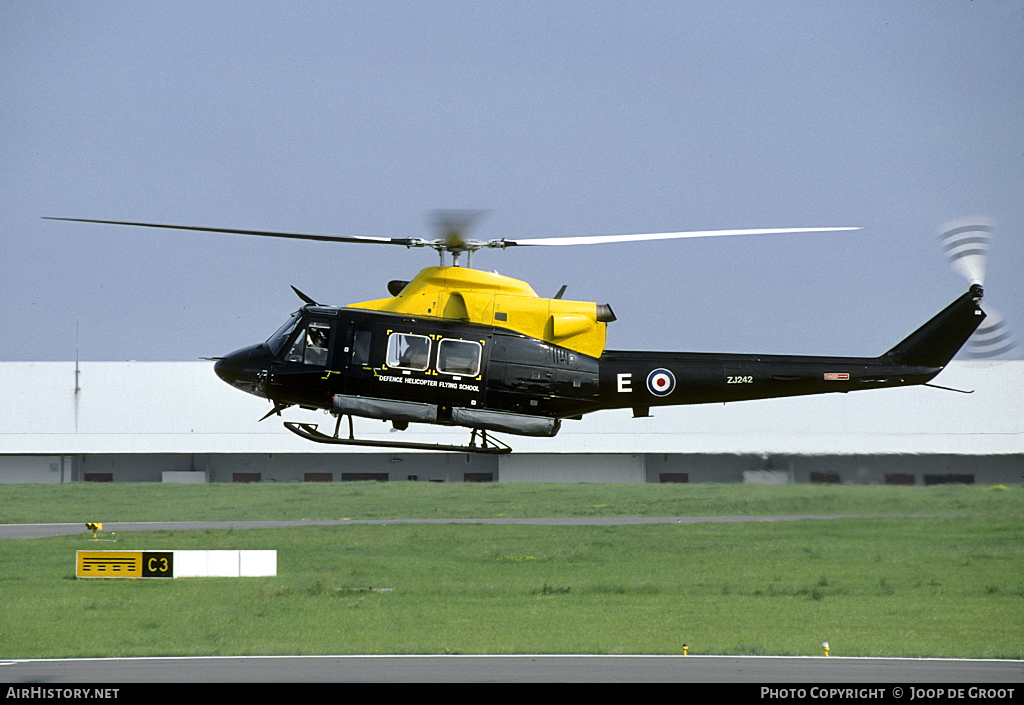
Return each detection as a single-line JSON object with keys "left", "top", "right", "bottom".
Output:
{"left": 45, "top": 214, "right": 1006, "bottom": 454}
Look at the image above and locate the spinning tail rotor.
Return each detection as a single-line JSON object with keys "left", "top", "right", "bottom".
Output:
{"left": 938, "top": 217, "right": 1017, "bottom": 359}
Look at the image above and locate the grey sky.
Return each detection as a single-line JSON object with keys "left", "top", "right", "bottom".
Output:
{"left": 2, "top": 1, "right": 1021, "bottom": 362}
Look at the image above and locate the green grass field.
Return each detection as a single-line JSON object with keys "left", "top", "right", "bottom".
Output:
{"left": 1, "top": 483, "right": 1021, "bottom": 659}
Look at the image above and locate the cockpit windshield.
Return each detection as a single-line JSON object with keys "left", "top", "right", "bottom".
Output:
{"left": 266, "top": 312, "right": 301, "bottom": 357}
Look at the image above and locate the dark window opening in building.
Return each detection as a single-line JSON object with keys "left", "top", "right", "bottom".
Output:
{"left": 924, "top": 474, "right": 975, "bottom": 485}
{"left": 342, "top": 473, "right": 389, "bottom": 482}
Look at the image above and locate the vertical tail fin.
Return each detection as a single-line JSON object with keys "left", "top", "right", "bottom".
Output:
{"left": 883, "top": 286, "right": 986, "bottom": 367}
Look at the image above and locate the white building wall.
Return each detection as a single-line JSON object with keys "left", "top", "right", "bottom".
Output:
{"left": 0, "top": 455, "right": 67, "bottom": 483}
{"left": 1, "top": 360, "right": 1021, "bottom": 484}
{"left": 500, "top": 453, "right": 645, "bottom": 483}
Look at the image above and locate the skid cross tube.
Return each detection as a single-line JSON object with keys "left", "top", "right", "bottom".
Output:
{"left": 283, "top": 421, "right": 512, "bottom": 454}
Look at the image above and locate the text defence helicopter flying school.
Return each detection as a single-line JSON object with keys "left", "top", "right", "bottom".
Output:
{"left": 48, "top": 214, "right": 1008, "bottom": 454}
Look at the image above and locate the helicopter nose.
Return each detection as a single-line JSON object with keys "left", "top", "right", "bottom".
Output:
{"left": 213, "top": 355, "right": 239, "bottom": 386}
{"left": 213, "top": 343, "right": 271, "bottom": 396}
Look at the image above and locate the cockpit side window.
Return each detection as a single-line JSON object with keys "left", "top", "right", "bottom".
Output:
{"left": 305, "top": 322, "right": 331, "bottom": 366}
{"left": 284, "top": 320, "right": 332, "bottom": 366}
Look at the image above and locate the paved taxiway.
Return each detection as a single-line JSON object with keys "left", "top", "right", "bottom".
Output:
{"left": 1, "top": 514, "right": 916, "bottom": 539}
{"left": 3, "top": 655, "right": 1021, "bottom": 683}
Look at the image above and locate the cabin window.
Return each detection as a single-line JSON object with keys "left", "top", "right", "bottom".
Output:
{"left": 285, "top": 321, "right": 331, "bottom": 366}
{"left": 387, "top": 333, "right": 431, "bottom": 371}
{"left": 351, "top": 330, "right": 372, "bottom": 365}
{"left": 437, "top": 339, "right": 482, "bottom": 376}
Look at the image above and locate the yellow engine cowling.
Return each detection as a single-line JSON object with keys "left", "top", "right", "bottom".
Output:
{"left": 348, "top": 266, "right": 611, "bottom": 358}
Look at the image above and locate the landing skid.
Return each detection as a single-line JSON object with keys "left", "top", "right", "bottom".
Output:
{"left": 283, "top": 420, "right": 512, "bottom": 455}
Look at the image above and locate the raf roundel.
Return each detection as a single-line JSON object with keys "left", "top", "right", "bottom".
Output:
{"left": 646, "top": 368, "right": 675, "bottom": 397}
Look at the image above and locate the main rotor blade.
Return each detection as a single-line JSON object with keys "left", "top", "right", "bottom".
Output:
{"left": 46, "top": 217, "right": 862, "bottom": 254}
{"left": 494, "top": 226, "right": 862, "bottom": 248}
{"left": 42, "top": 217, "right": 416, "bottom": 247}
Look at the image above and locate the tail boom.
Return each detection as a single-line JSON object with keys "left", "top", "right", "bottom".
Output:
{"left": 596, "top": 288, "right": 984, "bottom": 415}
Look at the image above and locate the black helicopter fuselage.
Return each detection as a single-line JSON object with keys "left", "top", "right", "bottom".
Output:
{"left": 43, "top": 216, "right": 996, "bottom": 453}
{"left": 214, "top": 285, "right": 985, "bottom": 446}
{"left": 215, "top": 306, "right": 602, "bottom": 437}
